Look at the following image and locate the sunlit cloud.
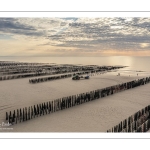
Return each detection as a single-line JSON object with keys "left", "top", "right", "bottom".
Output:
{"left": 140, "top": 43, "right": 150, "bottom": 48}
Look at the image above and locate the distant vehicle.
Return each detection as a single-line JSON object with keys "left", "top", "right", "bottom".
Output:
{"left": 72, "top": 74, "right": 89, "bottom": 80}
{"left": 84, "top": 75, "right": 89, "bottom": 79}
{"left": 72, "top": 74, "right": 80, "bottom": 80}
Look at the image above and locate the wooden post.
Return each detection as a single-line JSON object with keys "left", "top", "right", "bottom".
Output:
{"left": 13, "top": 110, "right": 16, "bottom": 119}
{"left": 42, "top": 103, "right": 44, "bottom": 115}
{"left": 60, "top": 99, "right": 63, "bottom": 110}
{"left": 46, "top": 102, "right": 48, "bottom": 113}
{"left": 37, "top": 104, "right": 39, "bottom": 116}
{"left": 9, "top": 113, "right": 12, "bottom": 124}
{"left": 62, "top": 98, "right": 64, "bottom": 110}
{"left": 34, "top": 105, "right": 36, "bottom": 117}
{"left": 71, "top": 96, "right": 73, "bottom": 107}
{"left": 59, "top": 99, "right": 61, "bottom": 110}
{"left": 31, "top": 106, "right": 33, "bottom": 119}
{"left": 15, "top": 113, "right": 17, "bottom": 124}
{"left": 12, "top": 115, "right": 14, "bottom": 125}
{"left": 44, "top": 102, "right": 47, "bottom": 114}
{"left": 28, "top": 107, "right": 30, "bottom": 120}
{"left": 111, "top": 127, "right": 113, "bottom": 132}
{"left": 48, "top": 102, "right": 51, "bottom": 114}
{"left": 62, "top": 99, "right": 64, "bottom": 109}
{"left": 65, "top": 98, "right": 67, "bottom": 109}
{"left": 55, "top": 100, "right": 58, "bottom": 111}
{"left": 67, "top": 97, "right": 69, "bottom": 108}
{"left": 23, "top": 108, "right": 25, "bottom": 121}
{"left": 56, "top": 99, "right": 59, "bottom": 111}
{"left": 50, "top": 101, "right": 52, "bottom": 112}
{"left": 79, "top": 95, "right": 81, "bottom": 104}
{"left": 39, "top": 104, "right": 42, "bottom": 116}
{"left": 114, "top": 126, "right": 116, "bottom": 132}
{"left": 52, "top": 101, "right": 53, "bottom": 112}
{"left": 82, "top": 94, "right": 84, "bottom": 104}
{"left": 120, "top": 121, "right": 122, "bottom": 131}
{"left": 58, "top": 99, "right": 60, "bottom": 111}
{"left": 74, "top": 95, "right": 77, "bottom": 105}
{"left": 12, "top": 111, "right": 15, "bottom": 124}
{"left": 20, "top": 109, "right": 22, "bottom": 122}
{"left": 17, "top": 109, "right": 19, "bottom": 121}
{"left": 25, "top": 107, "right": 27, "bottom": 121}
{"left": 69, "top": 97, "right": 71, "bottom": 108}
{"left": 6, "top": 112, "right": 8, "bottom": 121}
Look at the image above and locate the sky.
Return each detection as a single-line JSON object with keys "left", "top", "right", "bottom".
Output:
{"left": 0, "top": 17, "right": 150, "bottom": 57}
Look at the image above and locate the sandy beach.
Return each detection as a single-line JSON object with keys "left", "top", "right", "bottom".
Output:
{"left": 0, "top": 68, "right": 149, "bottom": 132}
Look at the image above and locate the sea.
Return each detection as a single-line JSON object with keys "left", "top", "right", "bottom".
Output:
{"left": 0, "top": 56, "right": 150, "bottom": 76}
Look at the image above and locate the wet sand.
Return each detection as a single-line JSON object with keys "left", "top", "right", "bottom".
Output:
{"left": 0, "top": 69, "right": 149, "bottom": 132}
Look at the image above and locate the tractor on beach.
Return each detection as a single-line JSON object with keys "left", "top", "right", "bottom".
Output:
{"left": 72, "top": 74, "right": 89, "bottom": 80}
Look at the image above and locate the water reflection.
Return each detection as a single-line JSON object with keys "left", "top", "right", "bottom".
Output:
{"left": 0, "top": 56, "right": 150, "bottom": 73}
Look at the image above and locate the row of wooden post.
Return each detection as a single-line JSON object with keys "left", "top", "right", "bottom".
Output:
{"left": 0, "top": 65, "right": 123, "bottom": 81}
{"left": 107, "top": 106, "right": 150, "bottom": 132}
{"left": 0, "top": 62, "right": 42, "bottom": 67}
{"left": 29, "top": 71, "right": 96, "bottom": 84}
{"left": 6, "top": 76, "right": 150, "bottom": 126}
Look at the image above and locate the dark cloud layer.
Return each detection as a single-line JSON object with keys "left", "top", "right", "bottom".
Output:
{"left": 0, "top": 18, "right": 45, "bottom": 37}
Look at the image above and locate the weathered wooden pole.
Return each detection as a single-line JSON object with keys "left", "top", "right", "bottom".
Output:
{"left": 23, "top": 108, "right": 25, "bottom": 121}
{"left": 31, "top": 106, "right": 33, "bottom": 119}
{"left": 25, "top": 107, "right": 27, "bottom": 121}
{"left": 39, "top": 104, "right": 42, "bottom": 116}
{"left": 34, "top": 105, "right": 36, "bottom": 118}
{"left": 37, "top": 104, "right": 39, "bottom": 116}
{"left": 17, "top": 109, "right": 19, "bottom": 121}
{"left": 52, "top": 101, "right": 54, "bottom": 112}
{"left": 28, "top": 107, "right": 30, "bottom": 120}
{"left": 48, "top": 102, "right": 51, "bottom": 114}
{"left": 6, "top": 112, "right": 8, "bottom": 121}
{"left": 20, "top": 109, "right": 22, "bottom": 122}
{"left": 42, "top": 103, "right": 44, "bottom": 115}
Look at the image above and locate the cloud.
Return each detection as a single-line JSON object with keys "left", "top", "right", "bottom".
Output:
{"left": 0, "top": 18, "right": 34, "bottom": 30}
{"left": 140, "top": 43, "right": 150, "bottom": 48}
{"left": 1, "top": 17, "right": 150, "bottom": 56}
{"left": 46, "top": 18, "right": 150, "bottom": 52}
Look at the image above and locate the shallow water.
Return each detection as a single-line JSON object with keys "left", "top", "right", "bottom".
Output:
{"left": 0, "top": 56, "right": 150, "bottom": 75}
